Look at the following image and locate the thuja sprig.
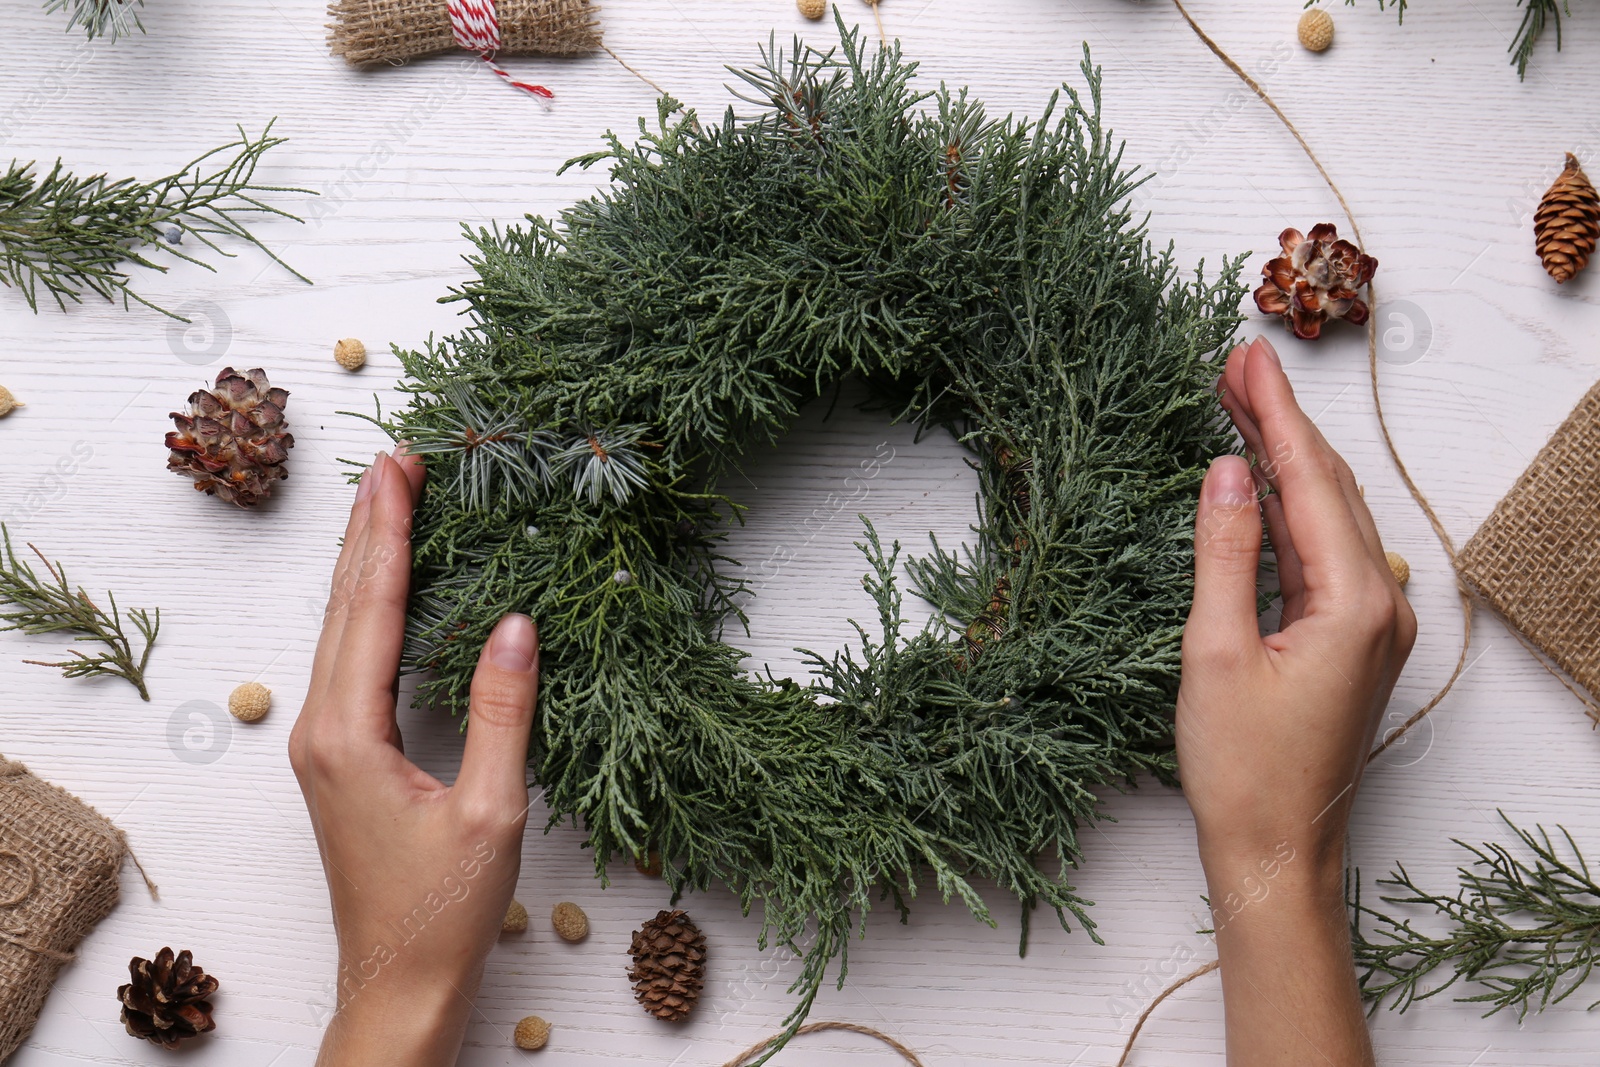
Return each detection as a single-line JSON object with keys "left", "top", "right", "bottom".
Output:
{"left": 1353, "top": 813, "right": 1600, "bottom": 1019}
{"left": 1331, "top": 0, "right": 1570, "bottom": 78}
{"left": 0, "top": 121, "right": 311, "bottom": 320}
{"left": 42, "top": 0, "right": 144, "bottom": 41}
{"left": 0, "top": 525, "right": 159, "bottom": 701}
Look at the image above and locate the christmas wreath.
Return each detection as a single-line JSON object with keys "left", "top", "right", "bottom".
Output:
{"left": 374, "top": 25, "right": 1246, "bottom": 1039}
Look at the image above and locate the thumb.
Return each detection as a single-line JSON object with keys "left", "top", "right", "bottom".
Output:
{"left": 1186, "top": 456, "right": 1265, "bottom": 663}
{"left": 457, "top": 613, "right": 540, "bottom": 815}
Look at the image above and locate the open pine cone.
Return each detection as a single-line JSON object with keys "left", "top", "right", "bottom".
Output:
{"left": 1253, "top": 223, "right": 1378, "bottom": 341}
{"left": 166, "top": 367, "right": 293, "bottom": 507}
{"left": 118, "top": 947, "right": 219, "bottom": 1048}
{"left": 627, "top": 909, "right": 706, "bottom": 1022}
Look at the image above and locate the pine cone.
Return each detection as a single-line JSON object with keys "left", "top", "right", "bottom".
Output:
{"left": 1253, "top": 223, "right": 1378, "bottom": 341}
{"left": 118, "top": 947, "right": 219, "bottom": 1048}
{"left": 627, "top": 909, "right": 706, "bottom": 1021}
{"left": 166, "top": 367, "right": 294, "bottom": 507}
{"left": 1534, "top": 153, "right": 1600, "bottom": 284}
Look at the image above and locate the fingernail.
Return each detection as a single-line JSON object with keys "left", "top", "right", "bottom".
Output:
{"left": 488, "top": 614, "right": 536, "bottom": 672}
{"left": 354, "top": 456, "right": 380, "bottom": 503}
{"left": 1203, "top": 455, "right": 1253, "bottom": 509}
{"left": 1252, "top": 336, "right": 1282, "bottom": 368}
{"left": 369, "top": 452, "right": 391, "bottom": 500}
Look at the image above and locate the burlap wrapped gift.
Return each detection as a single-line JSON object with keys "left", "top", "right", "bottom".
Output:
{"left": 1455, "top": 380, "right": 1600, "bottom": 707}
{"left": 0, "top": 755, "right": 129, "bottom": 1061}
{"left": 328, "top": 0, "right": 600, "bottom": 66}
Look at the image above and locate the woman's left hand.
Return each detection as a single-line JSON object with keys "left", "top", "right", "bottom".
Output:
{"left": 289, "top": 450, "right": 541, "bottom": 1067}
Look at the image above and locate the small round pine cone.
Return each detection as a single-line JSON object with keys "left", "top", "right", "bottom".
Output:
{"left": 228, "top": 682, "right": 271, "bottom": 722}
{"left": 513, "top": 1015, "right": 551, "bottom": 1050}
{"left": 1297, "top": 9, "right": 1334, "bottom": 52}
{"left": 503, "top": 899, "right": 529, "bottom": 934}
{"left": 551, "top": 901, "right": 589, "bottom": 942}
{"left": 634, "top": 850, "right": 662, "bottom": 877}
{"left": 798, "top": 0, "right": 826, "bottom": 17}
{"left": 334, "top": 338, "right": 367, "bottom": 371}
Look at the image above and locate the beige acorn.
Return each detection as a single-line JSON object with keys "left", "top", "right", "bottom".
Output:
{"left": 503, "top": 899, "right": 529, "bottom": 934}
{"left": 1297, "top": 8, "right": 1334, "bottom": 52}
{"left": 551, "top": 901, "right": 589, "bottom": 942}
{"left": 333, "top": 338, "right": 367, "bottom": 371}
{"left": 0, "top": 386, "right": 23, "bottom": 418}
{"left": 228, "top": 682, "right": 271, "bottom": 722}
{"left": 798, "top": 0, "right": 826, "bottom": 17}
{"left": 1386, "top": 551, "right": 1410, "bottom": 589}
{"left": 513, "top": 1015, "right": 551, "bottom": 1050}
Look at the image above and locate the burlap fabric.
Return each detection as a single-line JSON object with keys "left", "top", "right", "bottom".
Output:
{"left": 0, "top": 755, "right": 126, "bottom": 1061}
{"left": 328, "top": 0, "right": 600, "bottom": 66}
{"left": 1456, "top": 380, "right": 1600, "bottom": 703}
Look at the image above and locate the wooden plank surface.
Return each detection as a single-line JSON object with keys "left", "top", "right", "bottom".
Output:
{"left": 2, "top": 0, "right": 1597, "bottom": 1062}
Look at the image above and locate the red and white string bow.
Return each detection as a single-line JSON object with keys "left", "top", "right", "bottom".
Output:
{"left": 446, "top": 0, "right": 554, "bottom": 98}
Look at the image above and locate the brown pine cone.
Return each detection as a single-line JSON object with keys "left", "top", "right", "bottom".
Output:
{"left": 1534, "top": 153, "right": 1600, "bottom": 284}
{"left": 118, "top": 947, "right": 219, "bottom": 1048}
{"left": 627, "top": 909, "right": 706, "bottom": 1022}
{"left": 166, "top": 367, "right": 294, "bottom": 507}
{"left": 1253, "top": 223, "right": 1377, "bottom": 341}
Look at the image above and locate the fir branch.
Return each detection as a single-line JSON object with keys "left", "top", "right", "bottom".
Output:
{"left": 42, "top": 0, "right": 144, "bottom": 41}
{"left": 0, "top": 525, "right": 159, "bottom": 701}
{"left": 0, "top": 121, "right": 311, "bottom": 320}
{"left": 1353, "top": 813, "right": 1600, "bottom": 1018}
{"left": 551, "top": 426, "right": 653, "bottom": 505}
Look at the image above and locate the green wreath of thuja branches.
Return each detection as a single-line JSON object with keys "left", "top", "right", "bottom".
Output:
{"left": 372, "top": 21, "right": 1245, "bottom": 1053}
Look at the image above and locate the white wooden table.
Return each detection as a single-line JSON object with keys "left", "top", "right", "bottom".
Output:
{"left": 3, "top": 0, "right": 1598, "bottom": 1062}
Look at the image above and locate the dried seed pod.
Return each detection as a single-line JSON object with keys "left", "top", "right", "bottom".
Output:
{"left": 1386, "top": 551, "right": 1411, "bottom": 589}
{"left": 0, "top": 386, "right": 22, "bottom": 418}
{"left": 228, "top": 682, "right": 271, "bottom": 722}
{"left": 513, "top": 1015, "right": 551, "bottom": 1050}
{"left": 798, "top": 0, "right": 826, "bottom": 17}
{"left": 334, "top": 338, "right": 367, "bottom": 370}
{"left": 1534, "top": 153, "right": 1600, "bottom": 284}
{"left": 1297, "top": 8, "right": 1334, "bottom": 51}
{"left": 551, "top": 901, "right": 589, "bottom": 942}
{"left": 503, "top": 899, "right": 529, "bottom": 934}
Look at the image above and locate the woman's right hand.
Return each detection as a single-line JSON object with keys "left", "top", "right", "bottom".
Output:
{"left": 1175, "top": 335, "right": 1415, "bottom": 1067}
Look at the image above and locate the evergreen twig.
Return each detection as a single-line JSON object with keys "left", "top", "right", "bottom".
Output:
{"left": 0, "top": 525, "right": 159, "bottom": 701}
{"left": 0, "top": 121, "right": 311, "bottom": 320}
{"left": 1353, "top": 813, "right": 1600, "bottom": 1019}
{"left": 42, "top": 0, "right": 144, "bottom": 41}
{"left": 1331, "top": 0, "right": 1573, "bottom": 78}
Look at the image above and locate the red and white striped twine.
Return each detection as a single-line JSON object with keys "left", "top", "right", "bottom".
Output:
{"left": 446, "top": 0, "right": 554, "bottom": 98}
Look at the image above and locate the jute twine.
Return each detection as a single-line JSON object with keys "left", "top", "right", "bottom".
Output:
{"left": 720, "top": 1021, "right": 924, "bottom": 1067}
{"left": 327, "top": 0, "right": 600, "bottom": 66}
{"left": 0, "top": 754, "right": 144, "bottom": 1060}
